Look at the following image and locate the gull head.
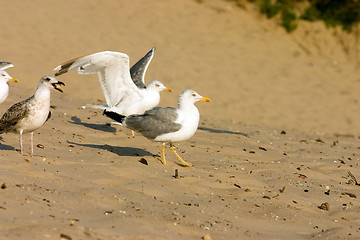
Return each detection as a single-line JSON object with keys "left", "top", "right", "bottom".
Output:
{"left": 0, "top": 70, "right": 18, "bottom": 84}
{"left": 179, "top": 89, "right": 211, "bottom": 105}
{"left": 147, "top": 80, "right": 172, "bottom": 93}
{"left": 40, "top": 76, "right": 65, "bottom": 93}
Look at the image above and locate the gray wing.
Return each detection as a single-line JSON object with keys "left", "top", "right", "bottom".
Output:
{"left": 125, "top": 107, "right": 181, "bottom": 139}
{"left": 0, "top": 62, "right": 14, "bottom": 70}
{"left": 129, "top": 48, "right": 155, "bottom": 89}
{"left": 0, "top": 98, "right": 30, "bottom": 133}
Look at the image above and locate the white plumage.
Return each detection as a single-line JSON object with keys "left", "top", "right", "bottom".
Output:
{"left": 104, "top": 89, "right": 211, "bottom": 166}
{"left": 0, "top": 62, "right": 18, "bottom": 104}
{"left": 54, "top": 48, "right": 172, "bottom": 116}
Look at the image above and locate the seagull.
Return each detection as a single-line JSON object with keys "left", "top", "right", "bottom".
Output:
{"left": 53, "top": 48, "right": 172, "bottom": 116}
{"left": 104, "top": 89, "right": 211, "bottom": 167}
{"left": 0, "top": 76, "right": 65, "bottom": 155}
{"left": 0, "top": 62, "right": 19, "bottom": 104}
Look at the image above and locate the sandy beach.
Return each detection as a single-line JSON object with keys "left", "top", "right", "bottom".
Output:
{"left": 0, "top": 0, "right": 360, "bottom": 239}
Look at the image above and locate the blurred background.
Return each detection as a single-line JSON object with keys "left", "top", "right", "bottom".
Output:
{"left": 0, "top": 0, "right": 359, "bottom": 134}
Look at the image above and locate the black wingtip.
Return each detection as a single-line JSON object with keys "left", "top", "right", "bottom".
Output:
{"left": 147, "top": 47, "right": 155, "bottom": 56}
{"left": 103, "top": 110, "right": 126, "bottom": 124}
{"left": 0, "top": 62, "right": 14, "bottom": 70}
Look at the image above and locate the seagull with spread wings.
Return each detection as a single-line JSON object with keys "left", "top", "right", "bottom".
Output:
{"left": 54, "top": 48, "right": 172, "bottom": 116}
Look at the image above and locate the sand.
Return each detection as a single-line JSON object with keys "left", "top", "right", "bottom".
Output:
{"left": 0, "top": 0, "right": 360, "bottom": 239}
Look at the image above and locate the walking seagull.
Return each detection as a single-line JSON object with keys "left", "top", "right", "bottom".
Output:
{"left": 0, "top": 76, "right": 64, "bottom": 155}
{"left": 54, "top": 48, "right": 172, "bottom": 116}
{"left": 104, "top": 89, "right": 211, "bottom": 167}
{"left": 0, "top": 62, "right": 18, "bottom": 104}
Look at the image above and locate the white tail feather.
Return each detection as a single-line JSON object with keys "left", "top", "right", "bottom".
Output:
{"left": 85, "top": 104, "right": 108, "bottom": 110}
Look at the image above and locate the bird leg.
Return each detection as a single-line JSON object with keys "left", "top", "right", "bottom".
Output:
{"left": 30, "top": 132, "right": 34, "bottom": 155}
{"left": 169, "top": 143, "right": 192, "bottom": 167}
{"left": 131, "top": 130, "right": 135, "bottom": 138}
{"left": 161, "top": 143, "right": 167, "bottom": 165}
{"left": 19, "top": 130, "right": 23, "bottom": 154}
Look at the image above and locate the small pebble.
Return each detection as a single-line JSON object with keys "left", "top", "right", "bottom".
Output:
{"left": 341, "top": 192, "right": 356, "bottom": 198}
{"left": 319, "top": 202, "right": 330, "bottom": 211}
{"left": 60, "top": 233, "right": 72, "bottom": 240}
{"left": 203, "top": 234, "right": 212, "bottom": 240}
{"left": 234, "top": 183, "right": 241, "bottom": 189}
{"left": 174, "top": 169, "right": 179, "bottom": 178}
{"left": 37, "top": 144, "right": 44, "bottom": 149}
{"left": 259, "top": 146, "right": 267, "bottom": 151}
{"left": 104, "top": 210, "right": 113, "bottom": 215}
{"left": 138, "top": 158, "right": 148, "bottom": 165}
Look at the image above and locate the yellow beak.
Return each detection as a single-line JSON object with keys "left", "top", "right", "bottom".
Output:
{"left": 164, "top": 88, "right": 173, "bottom": 92}
{"left": 10, "top": 78, "right": 18, "bottom": 83}
{"left": 200, "top": 97, "right": 211, "bottom": 102}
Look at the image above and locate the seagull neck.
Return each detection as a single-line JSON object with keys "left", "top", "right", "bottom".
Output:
{"left": 34, "top": 84, "right": 51, "bottom": 102}
{"left": 178, "top": 99, "right": 196, "bottom": 112}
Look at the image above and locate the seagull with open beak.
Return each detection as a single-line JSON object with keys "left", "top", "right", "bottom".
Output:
{"left": 0, "top": 76, "right": 65, "bottom": 155}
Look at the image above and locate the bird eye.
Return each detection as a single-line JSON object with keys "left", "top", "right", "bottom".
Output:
{"left": 192, "top": 93, "right": 196, "bottom": 97}
{"left": 156, "top": 84, "right": 160, "bottom": 87}
{"left": 1, "top": 74, "right": 5, "bottom": 77}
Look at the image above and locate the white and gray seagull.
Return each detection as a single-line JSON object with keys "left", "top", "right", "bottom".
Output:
{"left": 0, "top": 76, "right": 64, "bottom": 155}
{"left": 104, "top": 89, "right": 211, "bottom": 167}
{"left": 0, "top": 62, "right": 19, "bottom": 104}
{"left": 53, "top": 48, "right": 172, "bottom": 116}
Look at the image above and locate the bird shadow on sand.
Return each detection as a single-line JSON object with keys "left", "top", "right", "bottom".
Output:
{"left": 67, "top": 140, "right": 153, "bottom": 157}
{"left": 198, "top": 126, "right": 248, "bottom": 137}
{"left": 0, "top": 143, "right": 15, "bottom": 151}
{"left": 0, "top": 137, "right": 15, "bottom": 150}
{"left": 69, "top": 116, "right": 117, "bottom": 133}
